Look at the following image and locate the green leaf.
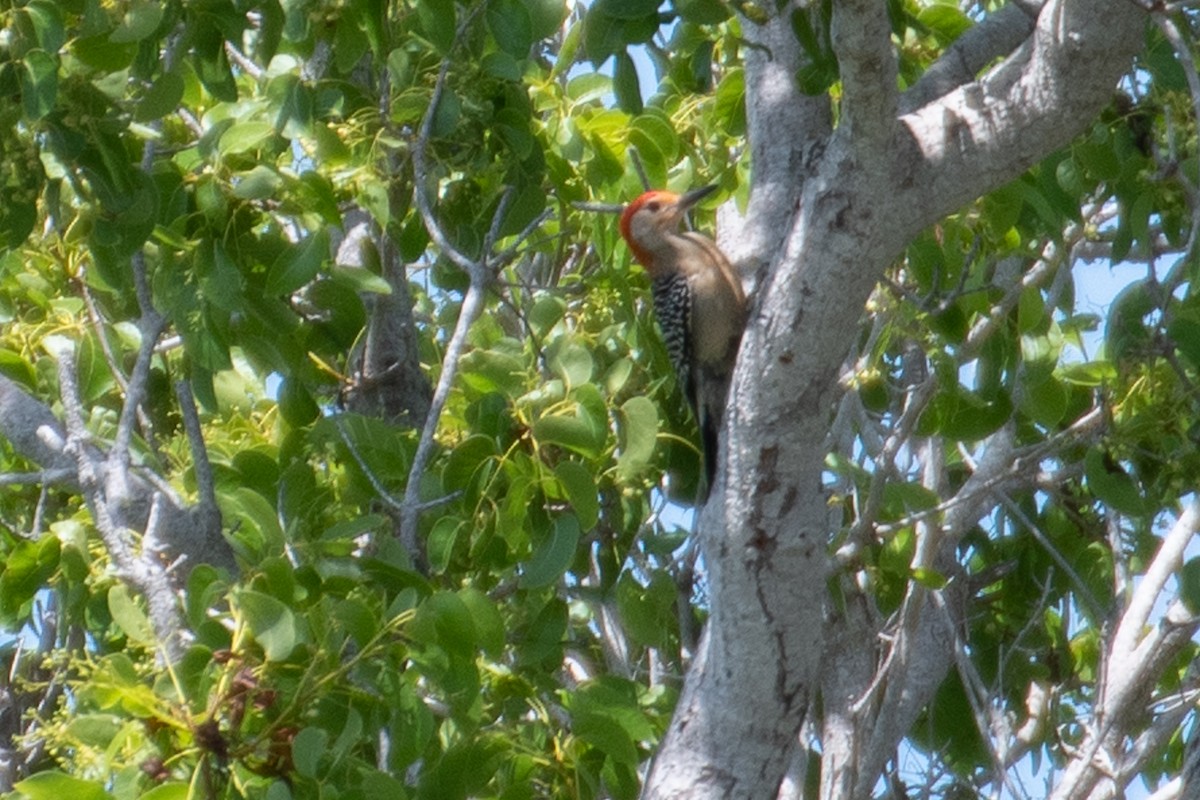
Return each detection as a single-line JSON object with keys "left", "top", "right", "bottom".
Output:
{"left": 616, "top": 571, "right": 675, "bottom": 648}
{"left": 911, "top": 567, "right": 948, "bottom": 589}
{"left": 1169, "top": 316, "right": 1200, "bottom": 368}
{"left": 72, "top": 34, "right": 136, "bottom": 71}
{"left": 334, "top": 17, "right": 369, "bottom": 73}
{"left": 267, "top": 228, "right": 330, "bottom": 295}
{"left": 292, "top": 727, "right": 329, "bottom": 779}
{"left": 427, "top": 517, "right": 462, "bottom": 573}
{"left": 219, "top": 121, "right": 276, "bottom": 155}
{"left": 20, "top": 49, "right": 57, "bottom": 121}
{"left": 65, "top": 714, "right": 122, "bottom": 748}
{"left": 917, "top": 3, "right": 972, "bottom": 43}
{"left": 583, "top": 6, "right": 658, "bottom": 64}
{"left": 237, "top": 589, "right": 300, "bottom": 661}
{"left": 0, "top": 349, "right": 37, "bottom": 388}
{"left": 616, "top": 395, "right": 658, "bottom": 476}
{"left": 549, "top": 338, "right": 594, "bottom": 387}
{"left": 1180, "top": 557, "right": 1200, "bottom": 615}
{"left": 713, "top": 68, "right": 745, "bottom": 135}
{"left": 631, "top": 112, "right": 680, "bottom": 162}
{"left": 421, "top": 591, "right": 477, "bottom": 658}
{"left": 432, "top": 88, "right": 461, "bottom": 136}
{"left": 110, "top": 0, "right": 164, "bottom": 43}
{"left": 570, "top": 679, "right": 655, "bottom": 766}
{"left": 1059, "top": 360, "right": 1116, "bottom": 386}
{"left": 1106, "top": 281, "right": 1154, "bottom": 362}
{"left": 482, "top": 51, "right": 522, "bottom": 81}
{"left": 516, "top": 598, "right": 567, "bottom": 666}
{"left": 573, "top": 708, "right": 638, "bottom": 766}
{"left": 596, "top": 0, "right": 661, "bottom": 21}
{"left": 138, "top": 785, "right": 189, "bottom": 800}
{"left": 488, "top": 0, "right": 534, "bottom": 58}
{"left": 935, "top": 388, "right": 1012, "bottom": 442}
{"left": 417, "top": 0, "right": 456, "bottom": 52}
{"left": 529, "top": 294, "right": 567, "bottom": 337}
{"left": 107, "top": 584, "right": 155, "bottom": 645}
{"left": 790, "top": 8, "right": 823, "bottom": 61}
{"left": 77, "top": 332, "right": 115, "bottom": 403}
{"left": 567, "top": 72, "right": 612, "bottom": 104}
{"left": 1020, "top": 327, "right": 1061, "bottom": 382}
{"left": 676, "top": 0, "right": 730, "bottom": 24}
{"left": 23, "top": 1, "right": 65, "bottom": 53}
{"left": 443, "top": 434, "right": 499, "bottom": 493}
{"left": 0, "top": 537, "right": 59, "bottom": 617}
{"left": 533, "top": 411, "right": 606, "bottom": 458}
{"left": 495, "top": 108, "right": 535, "bottom": 159}
{"left": 459, "top": 587, "right": 505, "bottom": 657}
{"left": 521, "top": 515, "right": 581, "bottom": 589}
{"left": 527, "top": 0, "right": 567, "bottom": 38}
{"left": 1019, "top": 376, "right": 1067, "bottom": 427}
{"left": 613, "top": 51, "right": 642, "bottom": 115}
{"left": 232, "top": 165, "right": 283, "bottom": 200}
{"left": 1084, "top": 449, "right": 1146, "bottom": 517}
{"left": 1017, "top": 286, "right": 1045, "bottom": 334}
{"left": 555, "top": 460, "right": 599, "bottom": 531}
{"left": 218, "top": 486, "right": 286, "bottom": 559}
{"left": 278, "top": 377, "right": 320, "bottom": 426}
{"left": 136, "top": 71, "right": 185, "bottom": 121}
{"left": 13, "top": 773, "right": 112, "bottom": 800}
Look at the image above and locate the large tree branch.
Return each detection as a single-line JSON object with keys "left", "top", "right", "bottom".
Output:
{"left": 719, "top": 7, "right": 831, "bottom": 286}
{"left": 831, "top": 0, "right": 898, "bottom": 155}
{"left": 900, "top": 1, "right": 1045, "bottom": 114}
{"left": 900, "top": 0, "right": 1146, "bottom": 229}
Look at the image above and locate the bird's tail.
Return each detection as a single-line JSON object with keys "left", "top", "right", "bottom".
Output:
{"left": 696, "top": 372, "right": 731, "bottom": 503}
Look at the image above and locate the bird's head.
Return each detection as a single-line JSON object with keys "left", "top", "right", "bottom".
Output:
{"left": 619, "top": 185, "right": 718, "bottom": 267}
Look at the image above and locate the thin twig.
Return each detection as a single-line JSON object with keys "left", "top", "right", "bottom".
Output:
{"left": 0, "top": 469, "right": 76, "bottom": 486}
{"left": 224, "top": 41, "right": 265, "bottom": 81}
{"left": 399, "top": 6, "right": 543, "bottom": 559}
{"left": 109, "top": 25, "right": 181, "bottom": 471}
{"left": 572, "top": 201, "right": 625, "bottom": 214}
{"left": 110, "top": 257, "right": 166, "bottom": 472}
{"left": 410, "top": 10, "right": 487, "bottom": 278}
{"left": 396, "top": 4, "right": 558, "bottom": 551}
{"left": 628, "top": 146, "right": 650, "bottom": 190}
{"left": 932, "top": 591, "right": 1029, "bottom": 800}
{"left": 400, "top": 280, "right": 487, "bottom": 558}
{"left": 998, "top": 494, "right": 1105, "bottom": 619}
{"left": 175, "top": 380, "right": 217, "bottom": 515}
{"left": 335, "top": 414, "right": 405, "bottom": 512}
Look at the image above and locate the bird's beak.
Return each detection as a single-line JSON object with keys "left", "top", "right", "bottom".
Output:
{"left": 677, "top": 184, "right": 719, "bottom": 212}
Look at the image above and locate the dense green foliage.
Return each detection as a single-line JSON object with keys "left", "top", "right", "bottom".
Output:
{"left": 0, "top": 0, "right": 1196, "bottom": 798}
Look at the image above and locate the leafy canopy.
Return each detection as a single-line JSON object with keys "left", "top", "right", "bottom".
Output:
{"left": 0, "top": 0, "right": 1195, "bottom": 798}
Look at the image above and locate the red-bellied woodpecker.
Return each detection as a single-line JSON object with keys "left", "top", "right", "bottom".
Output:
{"left": 619, "top": 185, "right": 746, "bottom": 494}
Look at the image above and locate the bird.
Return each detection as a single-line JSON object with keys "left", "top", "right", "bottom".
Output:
{"left": 618, "top": 185, "right": 746, "bottom": 496}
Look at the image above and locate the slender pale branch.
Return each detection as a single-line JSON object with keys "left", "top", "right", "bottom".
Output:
{"left": 400, "top": 280, "right": 487, "bottom": 559}
{"left": 1111, "top": 499, "right": 1200, "bottom": 666}
{"left": 0, "top": 469, "right": 75, "bottom": 486}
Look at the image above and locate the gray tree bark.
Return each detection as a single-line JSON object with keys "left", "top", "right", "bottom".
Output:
{"left": 643, "top": 1, "right": 1149, "bottom": 796}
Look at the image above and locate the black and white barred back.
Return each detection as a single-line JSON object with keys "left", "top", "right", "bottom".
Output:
{"left": 651, "top": 272, "right": 695, "bottom": 412}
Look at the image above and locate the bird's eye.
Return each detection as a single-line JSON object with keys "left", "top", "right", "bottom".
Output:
{"left": 647, "top": 201, "right": 661, "bottom": 212}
